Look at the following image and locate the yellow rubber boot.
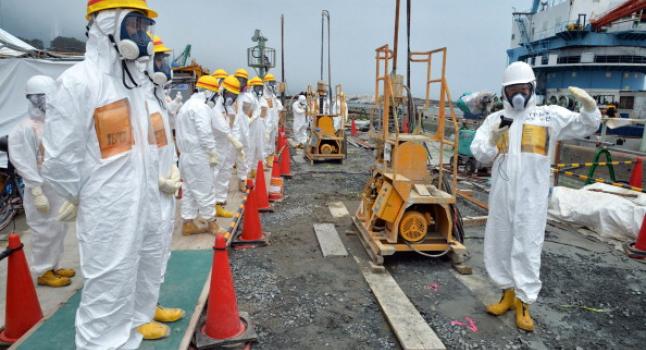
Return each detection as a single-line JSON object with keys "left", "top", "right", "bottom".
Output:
{"left": 54, "top": 268, "right": 76, "bottom": 278}
{"left": 486, "top": 288, "right": 515, "bottom": 316}
{"left": 514, "top": 299, "right": 535, "bottom": 332}
{"left": 154, "top": 305, "right": 185, "bottom": 323}
{"left": 37, "top": 270, "right": 71, "bottom": 287}
{"left": 215, "top": 204, "right": 234, "bottom": 218}
{"left": 137, "top": 321, "right": 170, "bottom": 340}
{"left": 182, "top": 220, "right": 205, "bottom": 236}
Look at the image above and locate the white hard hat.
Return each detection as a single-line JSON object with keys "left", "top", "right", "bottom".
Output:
{"left": 25, "top": 75, "right": 56, "bottom": 96}
{"left": 501, "top": 61, "right": 535, "bottom": 87}
{"left": 298, "top": 95, "right": 306, "bottom": 104}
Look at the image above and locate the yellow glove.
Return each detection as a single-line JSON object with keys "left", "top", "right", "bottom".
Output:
{"left": 58, "top": 200, "right": 78, "bottom": 221}
{"left": 227, "top": 134, "right": 244, "bottom": 152}
{"left": 569, "top": 86, "right": 596, "bottom": 112}
{"left": 31, "top": 186, "right": 49, "bottom": 213}
{"left": 208, "top": 151, "right": 219, "bottom": 166}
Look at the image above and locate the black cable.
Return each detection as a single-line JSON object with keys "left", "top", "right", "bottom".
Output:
{"left": 121, "top": 60, "right": 138, "bottom": 90}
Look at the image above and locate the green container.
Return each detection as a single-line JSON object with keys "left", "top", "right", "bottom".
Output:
{"left": 458, "top": 129, "right": 476, "bottom": 157}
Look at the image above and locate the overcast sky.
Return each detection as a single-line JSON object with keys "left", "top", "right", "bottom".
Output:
{"left": 0, "top": 0, "right": 526, "bottom": 97}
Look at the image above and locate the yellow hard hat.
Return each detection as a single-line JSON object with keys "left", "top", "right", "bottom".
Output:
{"left": 152, "top": 35, "right": 171, "bottom": 54}
{"left": 196, "top": 75, "right": 220, "bottom": 93}
{"left": 86, "top": 0, "right": 158, "bottom": 20}
{"left": 212, "top": 69, "right": 228, "bottom": 80}
{"left": 248, "top": 76, "right": 263, "bottom": 86}
{"left": 234, "top": 68, "right": 249, "bottom": 79}
{"left": 222, "top": 75, "right": 241, "bottom": 95}
{"left": 263, "top": 73, "right": 276, "bottom": 83}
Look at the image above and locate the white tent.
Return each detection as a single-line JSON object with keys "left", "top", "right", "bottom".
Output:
{"left": 0, "top": 27, "right": 83, "bottom": 167}
{"left": 0, "top": 57, "right": 80, "bottom": 167}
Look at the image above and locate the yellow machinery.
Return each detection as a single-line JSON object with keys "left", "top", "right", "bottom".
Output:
{"left": 304, "top": 81, "right": 347, "bottom": 164}
{"left": 352, "top": 43, "right": 469, "bottom": 273}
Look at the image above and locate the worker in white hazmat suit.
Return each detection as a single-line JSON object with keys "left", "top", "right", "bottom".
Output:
{"left": 41, "top": 2, "right": 169, "bottom": 347}
{"left": 232, "top": 69, "right": 253, "bottom": 192}
{"left": 262, "top": 73, "right": 283, "bottom": 165}
{"left": 140, "top": 34, "right": 186, "bottom": 331}
{"left": 292, "top": 95, "right": 308, "bottom": 147}
{"left": 333, "top": 91, "right": 347, "bottom": 132}
{"left": 470, "top": 61, "right": 600, "bottom": 332}
{"left": 8, "top": 75, "right": 73, "bottom": 288}
{"left": 211, "top": 75, "right": 245, "bottom": 213}
{"left": 247, "top": 76, "right": 267, "bottom": 178}
{"left": 175, "top": 75, "right": 226, "bottom": 236}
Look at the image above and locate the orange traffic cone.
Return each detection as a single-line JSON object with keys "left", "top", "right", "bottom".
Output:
{"left": 269, "top": 157, "right": 284, "bottom": 202}
{"left": 195, "top": 235, "right": 257, "bottom": 349}
{"left": 0, "top": 234, "right": 43, "bottom": 344}
{"left": 351, "top": 118, "right": 358, "bottom": 137}
{"left": 255, "top": 160, "right": 272, "bottom": 212}
{"left": 625, "top": 214, "right": 646, "bottom": 260}
{"left": 280, "top": 144, "right": 293, "bottom": 178}
{"left": 232, "top": 184, "right": 269, "bottom": 250}
{"left": 629, "top": 158, "right": 643, "bottom": 188}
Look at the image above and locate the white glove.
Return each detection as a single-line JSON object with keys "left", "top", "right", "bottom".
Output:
{"left": 175, "top": 92, "right": 182, "bottom": 101}
{"left": 489, "top": 125, "right": 509, "bottom": 147}
{"left": 238, "top": 150, "right": 247, "bottom": 164}
{"left": 58, "top": 200, "right": 78, "bottom": 222}
{"left": 159, "top": 165, "right": 181, "bottom": 194}
{"left": 208, "top": 150, "right": 219, "bottom": 166}
{"left": 569, "top": 86, "right": 596, "bottom": 112}
{"left": 31, "top": 186, "right": 49, "bottom": 213}
{"left": 227, "top": 134, "right": 244, "bottom": 152}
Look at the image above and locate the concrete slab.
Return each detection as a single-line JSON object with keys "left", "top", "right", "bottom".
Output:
{"left": 313, "top": 223, "right": 348, "bottom": 257}
{"left": 327, "top": 201, "right": 349, "bottom": 218}
{"left": 355, "top": 256, "right": 445, "bottom": 350}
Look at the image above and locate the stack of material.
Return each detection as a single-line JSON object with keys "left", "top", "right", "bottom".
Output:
{"left": 548, "top": 182, "right": 646, "bottom": 242}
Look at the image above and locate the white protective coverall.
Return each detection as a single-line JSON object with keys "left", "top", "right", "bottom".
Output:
{"left": 470, "top": 82, "right": 600, "bottom": 304}
{"left": 42, "top": 10, "right": 162, "bottom": 349}
{"left": 234, "top": 91, "right": 253, "bottom": 181}
{"left": 9, "top": 101, "right": 69, "bottom": 276}
{"left": 292, "top": 96, "right": 308, "bottom": 145}
{"left": 146, "top": 83, "right": 178, "bottom": 283}
{"left": 263, "top": 90, "right": 283, "bottom": 158}
{"left": 212, "top": 98, "right": 240, "bottom": 203}
{"left": 175, "top": 91, "right": 218, "bottom": 221}
{"left": 249, "top": 93, "right": 267, "bottom": 171}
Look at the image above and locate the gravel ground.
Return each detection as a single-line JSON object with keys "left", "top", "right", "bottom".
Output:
{"left": 227, "top": 128, "right": 646, "bottom": 350}
{"left": 230, "top": 142, "right": 398, "bottom": 350}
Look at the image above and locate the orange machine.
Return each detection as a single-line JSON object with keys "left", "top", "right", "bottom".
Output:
{"left": 352, "top": 44, "right": 469, "bottom": 273}
{"left": 304, "top": 81, "right": 347, "bottom": 164}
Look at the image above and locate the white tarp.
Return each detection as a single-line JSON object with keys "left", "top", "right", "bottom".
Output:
{"left": 548, "top": 183, "right": 646, "bottom": 242}
{"left": 0, "top": 57, "right": 79, "bottom": 167}
{"left": 0, "top": 27, "right": 36, "bottom": 57}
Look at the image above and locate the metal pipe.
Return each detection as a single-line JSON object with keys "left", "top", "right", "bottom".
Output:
{"left": 281, "top": 14, "right": 286, "bottom": 106}
{"left": 393, "top": 0, "right": 400, "bottom": 73}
